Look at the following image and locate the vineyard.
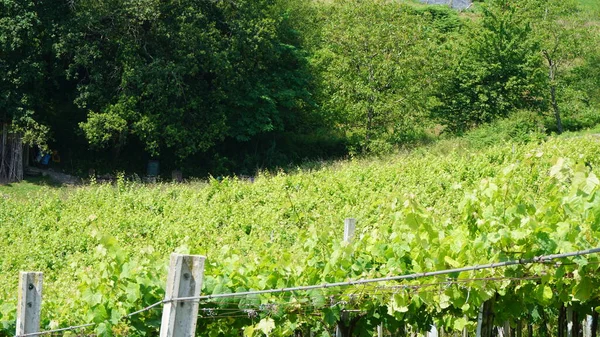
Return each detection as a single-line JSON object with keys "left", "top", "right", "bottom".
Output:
{"left": 1, "top": 135, "right": 600, "bottom": 337}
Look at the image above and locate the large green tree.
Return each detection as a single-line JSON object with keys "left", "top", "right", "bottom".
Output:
{"left": 71, "top": 0, "right": 315, "bottom": 160}
{"left": 432, "top": 0, "right": 547, "bottom": 133}
{"left": 312, "top": 1, "right": 457, "bottom": 153}
{"left": 0, "top": 0, "right": 68, "bottom": 181}
{"left": 515, "top": 0, "right": 594, "bottom": 133}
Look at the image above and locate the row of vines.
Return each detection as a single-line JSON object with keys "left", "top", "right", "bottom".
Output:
{"left": 1, "top": 136, "right": 600, "bottom": 336}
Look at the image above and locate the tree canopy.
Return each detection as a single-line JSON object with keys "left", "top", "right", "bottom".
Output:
{"left": 1, "top": 0, "right": 599, "bottom": 178}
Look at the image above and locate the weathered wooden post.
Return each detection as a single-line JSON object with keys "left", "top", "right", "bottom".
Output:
{"left": 498, "top": 321, "right": 510, "bottom": 337}
{"left": 584, "top": 315, "right": 593, "bottom": 337}
{"left": 160, "top": 254, "right": 206, "bottom": 337}
{"left": 16, "top": 272, "right": 43, "bottom": 337}
{"left": 476, "top": 300, "right": 494, "bottom": 337}
{"left": 476, "top": 304, "right": 484, "bottom": 337}
{"left": 343, "top": 218, "right": 356, "bottom": 243}
{"left": 427, "top": 325, "right": 438, "bottom": 337}
{"left": 567, "top": 306, "right": 574, "bottom": 337}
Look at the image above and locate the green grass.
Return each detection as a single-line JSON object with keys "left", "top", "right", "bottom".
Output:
{"left": 558, "top": 123, "right": 600, "bottom": 138}
{"left": 579, "top": 0, "right": 600, "bottom": 13}
{"left": 0, "top": 176, "right": 64, "bottom": 199}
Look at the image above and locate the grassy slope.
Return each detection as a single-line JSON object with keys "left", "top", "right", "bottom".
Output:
{"left": 1, "top": 132, "right": 600, "bottom": 325}
{"left": 579, "top": 0, "right": 600, "bottom": 13}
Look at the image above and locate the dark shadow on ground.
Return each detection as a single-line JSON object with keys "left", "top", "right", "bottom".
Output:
{"left": 1, "top": 175, "right": 64, "bottom": 188}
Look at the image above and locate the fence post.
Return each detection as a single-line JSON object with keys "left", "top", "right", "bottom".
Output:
{"left": 16, "top": 272, "right": 43, "bottom": 337}
{"left": 585, "top": 315, "right": 593, "bottom": 337}
{"left": 476, "top": 304, "right": 484, "bottom": 337}
{"left": 343, "top": 218, "right": 356, "bottom": 243}
{"left": 567, "top": 306, "right": 574, "bottom": 337}
{"left": 477, "top": 300, "right": 494, "bottom": 337}
{"left": 160, "top": 254, "right": 206, "bottom": 337}
{"left": 427, "top": 325, "right": 438, "bottom": 337}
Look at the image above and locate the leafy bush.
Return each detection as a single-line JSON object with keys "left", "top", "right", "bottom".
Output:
{"left": 463, "top": 110, "right": 547, "bottom": 148}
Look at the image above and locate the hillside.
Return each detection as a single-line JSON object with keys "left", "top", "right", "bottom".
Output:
{"left": 1, "top": 134, "right": 600, "bottom": 336}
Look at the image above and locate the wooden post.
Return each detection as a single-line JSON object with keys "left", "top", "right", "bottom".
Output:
{"left": 476, "top": 304, "right": 484, "bottom": 337}
{"left": 501, "top": 321, "right": 510, "bottom": 337}
{"left": 567, "top": 306, "right": 574, "bottom": 337}
{"left": 160, "top": 254, "right": 206, "bottom": 337}
{"left": 427, "top": 325, "right": 438, "bottom": 337}
{"left": 585, "top": 315, "right": 593, "bottom": 337}
{"left": 16, "top": 272, "right": 43, "bottom": 337}
{"left": 343, "top": 218, "right": 356, "bottom": 243}
{"left": 477, "top": 300, "right": 494, "bottom": 337}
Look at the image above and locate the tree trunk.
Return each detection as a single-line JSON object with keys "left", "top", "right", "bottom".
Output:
{"left": 366, "top": 62, "right": 375, "bottom": 144}
{"left": 0, "top": 123, "right": 7, "bottom": 181}
{"left": 550, "top": 84, "right": 563, "bottom": 134}
{"left": 0, "top": 124, "right": 24, "bottom": 184}
{"left": 544, "top": 51, "right": 563, "bottom": 134}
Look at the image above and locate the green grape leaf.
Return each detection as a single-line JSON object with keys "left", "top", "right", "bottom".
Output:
{"left": 388, "top": 293, "right": 409, "bottom": 314}
{"left": 453, "top": 317, "right": 468, "bottom": 331}
{"left": 439, "top": 294, "right": 451, "bottom": 309}
{"left": 93, "top": 305, "right": 109, "bottom": 323}
{"left": 573, "top": 277, "right": 592, "bottom": 302}
{"left": 444, "top": 256, "right": 461, "bottom": 268}
{"left": 243, "top": 325, "right": 255, "bottom": 337}
{"left": 256, "top": 318, "right": 275, "bottom": 336}
{"left": 95, "top": 322, "right": 110, "bottom": 337}
{"left": 536, "top": 285, "right": 553, "bottom": 304}
{"left": 125, "top": 283, "right": 140, "bottom": 303}
{"left": 82, "top": 289, "right": 102, "bottom": 306}
{"left": 323, "top": 307, "right": 340, "bottom": 326}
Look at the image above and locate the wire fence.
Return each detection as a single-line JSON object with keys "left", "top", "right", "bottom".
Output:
{"left": 13, "top": 247, "right": 600, "bottom": 337}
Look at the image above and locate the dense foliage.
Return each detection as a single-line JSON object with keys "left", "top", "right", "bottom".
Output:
{"left": 1, "top": 0, "right": 599, "bottom": 176}
{"left": 432, "top": 1, "right": 547, "bottom": 132}
{"left": 1, "top": 136, "right": 600, "bottom": 336}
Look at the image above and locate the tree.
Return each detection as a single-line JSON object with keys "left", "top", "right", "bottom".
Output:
{"left": 70, "top": 0, "right": 315, "bottom": 161}
{"left": 0, "top": 0, "right": 62, "bottom": 182}
{"left": 312, "top": 1, "right": 455, "bottom": 153}
{"left": 515, "top": 0, "right": 589, "bottom": 134}
{"left": 432, "top": 0, "right": 546, "bottom": 133}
